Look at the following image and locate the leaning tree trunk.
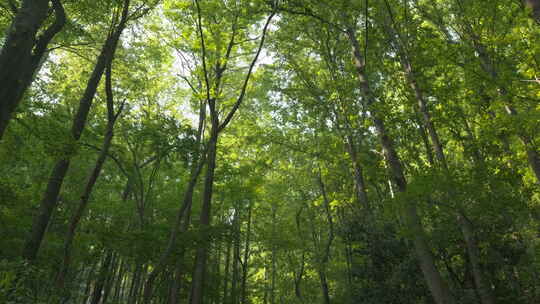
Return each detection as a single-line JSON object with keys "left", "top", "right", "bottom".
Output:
{"left": 21, "top": 0, "right": 130, "bottom": 262}
{"left": 56, "top": 61, "right": 124, "bottom": 289}
{"left": 143, "top": 103, "right": 207, "bottom": 304}
{"left": 346, "top": 25, "right": 456, "bottom": 304}
{"left": 380, "top": 7, "right": 496, "bottom": 296}
{"left": 467, "top": 29, "right": 540, "bottom": 184}
{"left": 0, "top": 0, "right": 66, "bottom": 139}
{"left": 402, "top": 56, "right": 496, "bottom": 304}
{"left": 404, "top": 60, "right": 496, "bottom": 304}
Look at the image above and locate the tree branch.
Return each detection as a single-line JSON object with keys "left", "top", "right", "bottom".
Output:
{"left": 218, "top": 11, "right": 276, "bottom": 132}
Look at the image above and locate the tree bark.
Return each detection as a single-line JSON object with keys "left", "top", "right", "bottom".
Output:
{"left": 21, "top": 0, "right": 131, "bottom": 262}
{"left": 0, "top": 0, "right": 66, "bottom": 140}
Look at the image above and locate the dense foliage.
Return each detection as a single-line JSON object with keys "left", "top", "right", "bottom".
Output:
{"left": 1, "top": 0, "right": 540, "bottom": 303}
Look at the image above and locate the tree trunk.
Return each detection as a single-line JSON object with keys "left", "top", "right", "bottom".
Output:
{"left": 293, "top": 252, "right": 305, "bottom": 302}
{"left": 0, "top": 0, "right": 66, "bottom": 140}
{"left": 113, "top": 259, "right": 126, "bottom": 304}
{"left": 21, "top": 0, "right": 130, "bottom": 262}
{"left": 400, "top": 47, "right": 496, "bottom": 304}
{"left": 129, "top": 263, "right": 144, "bottom": 304}
{"left": 190, "top": 128, "right": 219, "bottom": 304}
{"left": 402, "top": 60, "right": 447, "bottom": 168}
{"left": 231, "top": 206, "right": 241, "bottom": 304}
{"left": 169, "top": 202, "right": 195, "bottom": 304}
{"left": 223, "top": 236, "right": 232, "bottom": 304}
{"left": 316, "top": 171, "right": 334, "bottom": 304}
{"left": 403, "top": 57, "right": 497, "bottom": 304}
{"left": 457, "top": 213, "right": 495, "bottom": 304}
{"left": 142, "top": 157, "right": 204, "bottom": 302}
{"left": 240, "top": 201, "right": 252, "bottom": 304}
{"left": 90, "top": 251, "right": 114, "bottom": 304}
{"left": 82, "top": 261, "right": 98, "bottom": 304}
{"left": 143, "top": 103, "right": 207, "bottom": 303}
{"left": 270, "top": 205, "right": 277, "bottom": 304}
{"left": 346, "top": 25, "right": 456, "bottom": 304}
{"left": 168, "top": 257, "right": 184, "bottom": 304}
{"left": 56, "top": 61, "right": 123, "bottom": 289}
{"left": 102, "top": 253, "right": 118, "bottom": 304}
{"left": 318, "top": 271, "right": 331, "bottom": 304}
{"left": 344, "top": 134, "right": 370, "bottom": 210}
{"left": 469, "top": 31, "right": 540, "bottom": 184}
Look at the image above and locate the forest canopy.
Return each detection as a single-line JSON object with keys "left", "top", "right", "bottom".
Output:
{"left": 1, "top": 0, "right": 540, "bottom": 303}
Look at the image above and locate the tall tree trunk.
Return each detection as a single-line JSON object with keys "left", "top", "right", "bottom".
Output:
{"left": 457, "top": 213, "right": 495, "bottom": 304}
{"left": 143, "top": 103, "right": 207, "bottom": 303}
{"left": 0, "top": 0, "right": 66, "bottom": 140}
{"left": 400, "top": 53, "right": 496, "bottom": 304}
{"left": 402, "top": 60, "right": 447, "bottom": 168}
{"left": 346, "top": 25, "right": 456, "bottom": 304}
{"left": 56, "top": 60, "right": 124, "bottom": 289}
{"left": 316, "top": 170, "right": 334, "bottom": 304}
{"left": 91, "top": 251, "right": 114, "bottom": 304}
{"left": 293, "top": 252, "right": 305, "bottom": 302}
{"left": 169, "top": 204, "right": 195, "bottom": 304}
{"left": 231, "top": 206, "right": 241, "bottom": 304}
{"left": 82, "top": 261, "right": 98, "bottom": 304}
{"left": 344, "top": 134, "right": 370, "bottom": 210}
{"left": 129, "top": 263, "right": 144, "bottom": 304}
{"left": 467, "top": 28, "right": 540, "bottom": 184}
{"left": 240, "top": 201, "right": 253, "bottom": 304}
{"left": 172, "top": 194, "right": 199, "bottom": 304}
{"left": 190, "top": 127, "right": 219, "bottom": 304}
{"left": 168, "top": 257, "right": 185, "bottom": 304}
{"left": 270, "top": 205, "right": 277, "bottom": 304}
{"left": 329, "top": 105, "right": 370, "bottom": 212}
{"left": 404, "top": 60, "right": 496, "bottom": 304}
{"left": 102, "top": 253, "right": 118, "bottom": 304}
{"left": 318, "top": 272, "right": 331, "bottom": 304}
{"left": 21, "top": 0, "right": 131, "bottom": 262}
{"left": 142, "top": 162, "right": 203, "bottom": 302}
{"left": 293, "top": 206, "right": 306, "bottom": 302}
{"left": 223, "top": 235, "right": 232, "bottom": 304}
{"left": 113, "top": 259, "right": 126, "bottom": 304}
